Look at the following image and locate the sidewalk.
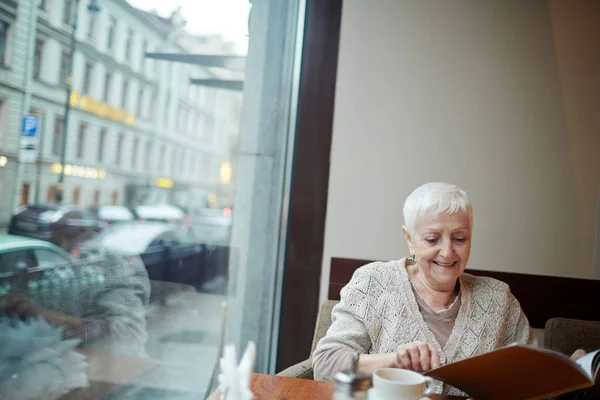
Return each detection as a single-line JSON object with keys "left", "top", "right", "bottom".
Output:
{"left": 140, "top": 291, "right": 226, "bottom": 395}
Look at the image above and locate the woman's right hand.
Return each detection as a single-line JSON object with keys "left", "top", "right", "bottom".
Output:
{"left": 394, "top": 341, "right": 440, "bottom": 372}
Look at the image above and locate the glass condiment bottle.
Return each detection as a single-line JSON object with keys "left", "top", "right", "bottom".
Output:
{"left": 332, "top": 354, "right": 371, "bottom": 400}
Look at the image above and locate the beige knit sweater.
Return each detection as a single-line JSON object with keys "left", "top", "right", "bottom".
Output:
{"left": 312, "top": 259, "right": 537, "bottom": 396}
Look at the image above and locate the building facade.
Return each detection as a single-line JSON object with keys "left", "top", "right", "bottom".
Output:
{"left": 0, "top": 0, "right": 241, "bottom": 223}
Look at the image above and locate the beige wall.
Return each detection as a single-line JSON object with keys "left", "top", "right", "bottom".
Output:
{"left": 548, "top": 0, "right": 600, "bottom": 279}
{"left": 320, "top": 0, "right": 600, "bottom": 302}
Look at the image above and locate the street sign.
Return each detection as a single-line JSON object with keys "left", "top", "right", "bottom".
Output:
{"left": 19, "top": 114, "right": 40, "bottom": 163}
{"left": 21, "top": 114, "right": 39, "bottom": 136}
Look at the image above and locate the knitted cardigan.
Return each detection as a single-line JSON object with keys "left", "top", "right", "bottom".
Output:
{"left": 312, "top": 259, "right": 537, "bottom": 395}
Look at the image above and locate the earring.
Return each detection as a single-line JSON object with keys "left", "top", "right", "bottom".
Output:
{"left": 407, "top": 254, "right": 415, "bottom": 263}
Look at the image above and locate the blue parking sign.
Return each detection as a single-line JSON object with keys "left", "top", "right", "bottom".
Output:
{"left": 21, "top": 115, "right": 39, "bottom": 137}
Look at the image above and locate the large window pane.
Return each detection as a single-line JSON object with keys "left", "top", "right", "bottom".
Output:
{"left": 0, "top": 0, "right": 304, "bottom": 398}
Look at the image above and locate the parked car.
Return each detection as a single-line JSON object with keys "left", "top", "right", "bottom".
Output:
{"left": 76, "top": 222, "right": 219, "bottom": 289}
{"left": 191, "top": 207, "right": 233, "bottom": 244}
{"left": 88, "top": 205, "right": 136, "bottom": 226}
{"left": 131, "top": 204, "right": 185, "bottom": 224}
{"left": 0, "top": 234, "right": 150, "bottom": 356}
{"left": 0, "top": 234, "right": 72, "bottom": 275}
{"left": 8, "top": 204, "right": 103, "bottom": 253}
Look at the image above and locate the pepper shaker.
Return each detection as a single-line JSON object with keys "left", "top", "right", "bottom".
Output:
{"left": 332, "top": 353, "right": 371, "bottom": 400}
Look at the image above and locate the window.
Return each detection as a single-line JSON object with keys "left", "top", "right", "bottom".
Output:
{"left": 97, "top": 128, "right": 106, "bottom": 162}
{"left": 92, "top": 189, "right": 100, "bottom": 206}
{"left": 136, "top": 87, "right": 143, "bottom": 116}
{"left": 63, "top": 0, "right": 74, "bottom": 25}
{"left": 125, "top": 29, "right": 133, "bottom": 61}
{"left": 38, "top": 0, "right": 47, "bottom": 10}
{"left": 33, "top": 39, "right": 44, "bottom": 79}
{"left": 115, "top": 132, "right": 124, "bottom": 165}
{"left": 59, "top": 49, "right": 69, "bottom": 85}
{"left": 159, "top": 144, "right": 166, "bottom": 171}
{"left": 170, "top": 149, "right": 177, "bottom": 176}
{"left": 46, "top": 185, "right": 58, "bottom": 203}
{"left": 82, "top": 61, "right": 93, "bottom": 94}
{"left": 131, "top": 137, "right": 139, "bottom": 169}
{"left": 142, "top": 40, "right": 148, "bottom": 70}
{"left": 103, "top": 72, "right": 112, "bottom": 102}
{"left": 0, "top": 250, "right": 36, "bottom": 273}
{"left": 76, "top": 123, "right": 86, "bottom": 158}
{"left": 144, "top": 141, "right": 152, "bottom": 170}
{"left": 164, "top": 90, "right": 171, "bottom": 126}
{"left": 72, "top": 186, "right": 80, "bottom": 204}
{"left": 149, "top": 89, "right": 156, "bottom": 118}
{"left": 111, "top": 190, "right": 118, "bottom": 205}
{"left": 107, "top": 16, "right": 116, "bottom": 50}
{"left": 189, "top": 153, "right": 195, "bottom": 174}
{"left": 87, "top": 13, "right": 97, "bottom": 40}
{"left": 121, "top": 81, "right": 129, "bottom": 109}
{"left": 0, "top": 21, "right": 9, "bottom": 66}
{"left": 34, "top": 249, "right": 70, "bottom": 268}
{"left": 52, "top": 117, "right": 64, "bottom": 156}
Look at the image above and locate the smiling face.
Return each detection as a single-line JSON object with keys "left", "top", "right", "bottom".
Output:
{"left": 403, "top": 210, "right": 472, "bottom": 292}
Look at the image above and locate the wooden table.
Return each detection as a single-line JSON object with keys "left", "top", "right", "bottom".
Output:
{"left": 248, "top": 373, "right": 466, "bottom": 400}
{"left": 59, "top": 351, "right": 466, "bottom": 399}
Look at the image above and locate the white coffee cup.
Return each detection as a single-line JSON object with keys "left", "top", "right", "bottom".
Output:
{"left": 372, "top": 368, "right": 434, "bottom": 400}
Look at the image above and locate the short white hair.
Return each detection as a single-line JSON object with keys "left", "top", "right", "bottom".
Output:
{"left": 403, "top": 182, "right": 473, "bottom": 235}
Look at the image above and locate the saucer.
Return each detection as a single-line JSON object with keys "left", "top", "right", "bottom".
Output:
{"left": 366, "top": 388, "right": 432, "bottom": 400}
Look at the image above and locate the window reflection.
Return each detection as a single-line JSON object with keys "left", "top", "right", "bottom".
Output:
{"left": 0, "top": 0, "right": 287, "bottom": 397}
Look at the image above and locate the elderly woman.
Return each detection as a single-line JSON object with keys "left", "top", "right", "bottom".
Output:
{"left": 312, "top": 182, "right": 584, "bottom": 397}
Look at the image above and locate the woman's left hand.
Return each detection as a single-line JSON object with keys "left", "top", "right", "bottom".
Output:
{"left": 570, "top": 349, "right": 586, "bottom": 361}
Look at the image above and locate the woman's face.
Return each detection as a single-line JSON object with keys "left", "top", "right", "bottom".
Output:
{"left": 403, "top": 210, "right": 472, "bottom": 291}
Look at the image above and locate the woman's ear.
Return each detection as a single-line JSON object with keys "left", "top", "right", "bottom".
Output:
{"left": 402, "top": 225, "right": 414, "bottom": 255}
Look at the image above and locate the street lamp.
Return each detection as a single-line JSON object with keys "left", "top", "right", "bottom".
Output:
{"left": 55, "top": 0, "right": 101, "bottom": 204}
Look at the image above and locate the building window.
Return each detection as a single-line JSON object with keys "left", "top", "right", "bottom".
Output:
{"left": 92, "top": 189, "right": 100, "bottom": 206}
{"left": 76, "top": 123, "right": 86, "bottom": 158}
{"left": 38, "top": 0, "right": 47, "bottom": 10}
{"left": 33, "top": 39, "right": 44, "bottom": 79}
{"left": 142, "top": 40, "right": 148, "bottom": 70}
{"left": 97, "top": 128, "right": 106, "bottom": 162}
{"left": 159, "top": 144, "right": 166, "bottom": 171}
{"left": 87, "top": 13, "right": 97, "bottom": 40}
{"left": 103, "top": 72, "right": 112, "bottom": 102}
{"left": 136, "top": 87, "right": 143, "bottom": 116}
{"left": 52, "top": 117, "right": 64, "bottom": 156}
{"left": 125, "top": 28, "right": 133, "bottom": 61}
{"left": 0, "top": 21, "right": 9, "bottom": 66}
{"left": 144, "top": 141, "right": 152, "bottom": 170}
{"left": 164, "top": 91, "right": 171, "bottom": 126}
{"left": 107, "top": 16, "right": 116, "bottom": 51}
{"left": 149, "top": 89, "right": 156, "bottom": 118}
{"left": 19, "top": 183, "right": 31, "bottom": 206}
{"left": 111, "top": 190, "right": 118, "bottom": 205}
{"left": 121, "top": 81, "right": 128, "bottom": 109}
{"left": 131, "top": 137, "right": 139, "bottom": 169}
{"left": 63, "top": 0, "right": 74, "bottom": 25}
{"left": 59, "top": 49, "right": 69, "bottom": 85}
{"left": 170, "top": 149, "right": 177, "bottom": 176}
{"left": 179, "top": 151, "right": 185, "bottom": 174}
{"left": 82, "top": 61, "right": 93, "bottom": 94}
{"left": 115, "top": 132, "right": 124, "bottom": 165}
{"left": 72, "top": 186, "right": 81, "bottom": 205}
{"left": 47, "top": 185, "right": 58, "bottom": 203}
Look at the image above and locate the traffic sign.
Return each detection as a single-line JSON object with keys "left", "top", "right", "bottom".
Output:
{"left": 21, "top": 114, "right": 39, "bottom": 136}
{"left": 19, "top": 114, "right": 40, "bottom": 163}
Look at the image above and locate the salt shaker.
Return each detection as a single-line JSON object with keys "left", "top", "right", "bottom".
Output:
{"left": 332, "top": 354, "right": 371, "bottom": 400}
